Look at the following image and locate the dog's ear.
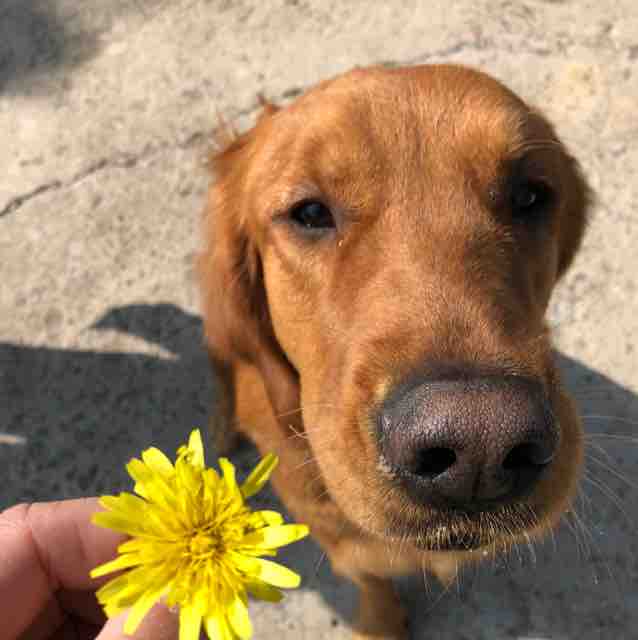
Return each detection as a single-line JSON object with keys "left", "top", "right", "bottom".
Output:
{"left": 555, "top": 151, "right": 592, "bottom": 279}
{"left": 256, "top": 93, "right": 280, "bottom": 120}
{"left": 198, "top": 103, "right": 300, "bottom": 431}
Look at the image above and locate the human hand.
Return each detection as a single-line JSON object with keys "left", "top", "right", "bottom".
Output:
{"left": 0, "top": 498, "right": 179, "bottom": 640}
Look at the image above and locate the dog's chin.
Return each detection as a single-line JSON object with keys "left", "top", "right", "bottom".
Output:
{"left": 411, "top": 529, "right": 485, "bottom": 552}
{"left": 383, "top": 501, "right": 544, "bottom": 553}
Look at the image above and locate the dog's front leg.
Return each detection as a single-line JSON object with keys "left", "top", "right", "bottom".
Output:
{"left": 352, "top": 575, "right": 409, "bottom": 640}
{"left": 329, "top": 544, "right": 409, "bottom": 640}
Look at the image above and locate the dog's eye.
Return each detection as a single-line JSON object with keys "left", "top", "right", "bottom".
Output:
{"left": 289, "top": 200, "right": 336, "bottom": 231}
{"left": 511, "top": 181, "right": 554, "bottom": 219}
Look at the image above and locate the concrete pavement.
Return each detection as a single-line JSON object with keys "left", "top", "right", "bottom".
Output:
{"left": 1, "top": 1, "right": 637, "bottom": 638}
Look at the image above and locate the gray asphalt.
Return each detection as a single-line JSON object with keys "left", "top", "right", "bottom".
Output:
{"left": 1, "top": 1, "right": 637, "bottom": 638}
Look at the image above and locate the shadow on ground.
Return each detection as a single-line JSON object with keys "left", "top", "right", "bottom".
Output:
{"left": 0, "top": 1, "right": 100, "bottom": 95}
{"left": 0, "top": 0, "right": 172, "bottom": 95}
{"left": 1, "top": 303, "right": 637, "bottom": 638}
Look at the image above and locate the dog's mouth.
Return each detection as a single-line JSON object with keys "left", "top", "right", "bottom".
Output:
{"left": 385, "top": 502, "right": 542, "bottom": 552}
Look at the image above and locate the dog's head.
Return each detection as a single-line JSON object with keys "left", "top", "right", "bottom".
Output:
{"left": 199, "top": 65, "right": 590, "bottom": 554}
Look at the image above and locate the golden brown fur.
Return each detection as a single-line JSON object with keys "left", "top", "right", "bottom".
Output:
{"left": 198, "top": 64, "right": 590, "bottom": 638}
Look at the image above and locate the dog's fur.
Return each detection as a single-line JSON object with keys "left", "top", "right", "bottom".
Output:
{"left": 198, "top": 65, "right": 590, "bottom": 638}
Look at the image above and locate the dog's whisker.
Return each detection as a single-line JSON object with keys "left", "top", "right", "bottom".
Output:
{"left": 420, "top": 558, "right": 431, "bottom": 597}
{"left": 498, "top": 516, "right": 519, "bottom": 571}
{"left": 312, "top": 549, "right": 328, "bottom": 580}
{"left": 509, "top": 138, "right": 565, "bottom": 156}
{"left": 546, "top": 514, "right": 558, "bottom": 555}
{"left": 424, "top": 555, "right": 462, "bottom": 616}
{"left": 585, "top": 451, "right": 638, "bottom": 491}
{"left": 286, "top": 443, "right": 336, "bottom": 472}
{"left": 582, "top": 471, "right": 633, "bottom": 526}
{"left": 561, "top": 509, "right": 592, "bottom": 561}
{"left": 584, "top": 433, "right": 638, "bottom": 443}
{"left": 288, "top": 454, "right": 322, "bottom": 475}
{"left": 455, "top": 558, "right": 462, "bottom": 599}
{"left": 585, "top": 439, "right": 621, "bottom": 466}
{"left": 283, "top": 418, "right": 353, "bottom": 442}
{"left": 312, "top": 486, "right": 332, "bottom": 502}
{"left": 311, "top": 519, "right": 349, "bottom": 583}
{"left": 571, "top": 385, "right": 618, "bottom": 395}
{"left": 273, "top": 407, "right": 304, "bottom": 420}
{"left": 274, "top": 401, "right": 347, "bottom": 421}
{"left": 578, "top": 486, "right": 592, "bottom": 517}
{"left": 522, "top": 531, "right": 537, "bottom": 567}
{"left": 392, "top": 506, "right": 412, "bottom": 571}
{"left": 574, "top": 503, "right": 620, "bottom": 588}
{"left": 302, "top": 471, "right": 329, "bottom": 497}
{"left": 582, "top": 414, "right": 638, "bottom": 427}
{"left": 285, "top": 425, "right": 309, "bottom": 442}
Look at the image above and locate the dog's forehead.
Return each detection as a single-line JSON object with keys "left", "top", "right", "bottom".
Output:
{"left": 251, "top": 66, "right": 543, "bottom": 210}
{"left": 290, "top": 68, "right": 527, "bottom": 158}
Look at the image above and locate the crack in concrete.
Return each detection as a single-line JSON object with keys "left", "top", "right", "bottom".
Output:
{"left": 0, "top": 131, "right": 211, "bottom": 219}
{"left": 0, "top": 95, "right": 267, "bottom": 219}
{"left": 1, "top": 35, "right": 592, "bottom": 219}
{"left": 2, "top": 43, "right": 470, "bottom": 220}
{"left": 0, "top": 180, "right": 63, "bottom": 218}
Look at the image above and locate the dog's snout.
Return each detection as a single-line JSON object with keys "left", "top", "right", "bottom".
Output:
{"left": 377, "top": 373, "right": 559, "bottom": 509}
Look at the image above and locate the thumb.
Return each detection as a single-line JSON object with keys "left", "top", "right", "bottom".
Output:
{"left": 96, "top": 603, "right": 180, "bottom": 640}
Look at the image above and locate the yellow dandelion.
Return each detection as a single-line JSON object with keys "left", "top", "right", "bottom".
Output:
{"left": 90, "top": 429, "right": 309, "bottom": 640}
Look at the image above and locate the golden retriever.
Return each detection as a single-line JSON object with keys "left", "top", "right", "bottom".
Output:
{"left": 198, "top": 64, "right": 590, "bottom": 638}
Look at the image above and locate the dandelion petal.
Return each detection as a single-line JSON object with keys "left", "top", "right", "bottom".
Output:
{"left": 179, "top": 605, "right": 203, "bottom": 640}
{"left": 246, "top": 579, "right": 283, "bottom": 603}
{"left": 205, "top": 614, "right": 235, "bottom": 640}
{"left": 241, "top": 454, "right": 278, "bottom": 499}
{"left": 124, "top": 586, "right": 166, "bottom": 635}
{"left": 249, "top": 510, "right": 284, "bottom": 527}
{"left": 187, "top": 429, "right": 205, "bottom": 468}
{"left": 96, "top": 573, "right": 131, "bottom": 605}
{"left": 90, "top": 553, "right": 142, "bottom": 579}
{"left": 254, "top": 558, "right": 302, "bottom": 588}
{"left": 92, "top": 511, "right": 142, "bottom": 536}
{"left": 142, "top": 447, "right": 175, "bottom": 477}
{"left": 219, "top": 458, "right": 238, "bottom": 493}
{"left": 228, "top": 595, "right": 253, "bottom": 639}
{"left": 242, "top": 524, "right": 309, "bottom": 549}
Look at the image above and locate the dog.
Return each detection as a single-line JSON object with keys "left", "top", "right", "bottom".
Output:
{"left": 198, "top": 64, "right": 590, "bottom": 639}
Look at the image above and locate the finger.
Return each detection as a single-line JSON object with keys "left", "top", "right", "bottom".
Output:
{"left": 17, "top": 596, "right": 64, "bottom": 640}
{"left": 58, "top": 588, "right": 107, "bottom": 625}
{"left": 14, "top": 589, "right": 107, "bottom": 640}
{"left": 96, "top": 603, "right": 179, "bottom": 640}
{"left": 0, "top": 498, "right": 125, "bottom": 638}
{"left": 20, "top": 599, "right": 102, "bottom": 640}
{"left": 49, "top": 619, "right": 102, "bottom": 640}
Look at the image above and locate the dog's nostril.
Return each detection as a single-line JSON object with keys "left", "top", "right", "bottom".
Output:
{"left": 413, "top": 447, "right": 457, "bottom": 478}
{"left": 503, "top": 442, "right": 553, "bottom": 470}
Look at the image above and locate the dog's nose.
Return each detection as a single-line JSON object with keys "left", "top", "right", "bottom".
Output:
{"left": 377, "top": 373, "right": 559, "bottom": 509}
